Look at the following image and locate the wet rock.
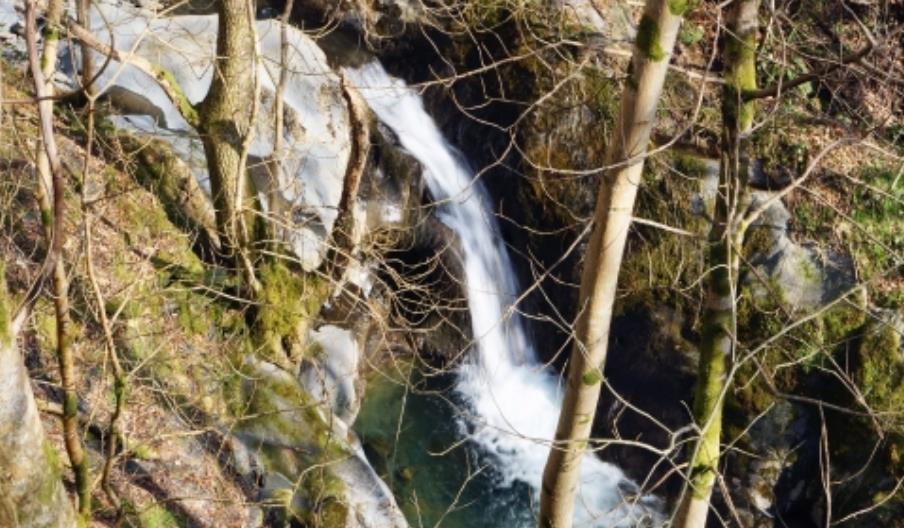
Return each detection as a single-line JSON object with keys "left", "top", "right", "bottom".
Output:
{"left": 300, "top": 325, "right": 361, "bottom": 424}
{"left": 233, "top": 356, "right": 408, "bottom": 528}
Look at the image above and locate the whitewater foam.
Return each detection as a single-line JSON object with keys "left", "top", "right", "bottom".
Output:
{"left": 347, "top": 62, "right": 661, "bottom": 527}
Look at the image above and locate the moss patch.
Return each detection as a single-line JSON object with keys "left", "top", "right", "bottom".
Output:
{"left": 582, "top": 368, "right": 602, "bottom": 386}
{"left": 849, "top": 165, "right": 904, "bottom": 305}
{"left": 151, "top": 66, "right": 200, "bottom": 128}
{"left": 255, "top": 260, "right": 330, "bottom": 364}
{"left": 857, "top": 314, "right": 904, "bottom": 429}
{"left": 637, "top": 15, "right": 666, "bottom": 61}
{"left": 228, "top": 357, "right": 351, "bottom": 526}
{"left": 619, "top": 152, "right": 709, "bottom": 313}
{"left": 138, "top": 504, "right": 181, "bottom": 528}
{"left": 668, "top": 0, "right": 690, "bottom": 16}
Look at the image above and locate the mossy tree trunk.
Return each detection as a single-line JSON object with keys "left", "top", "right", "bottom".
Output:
{"left": 199, "top": 0, "right": 261, "bottom": 289}
{"left": 538, "top": 1, "right": 688, "bottom": 526}
{"left": 672, "top": 1, "right": 759, "bottom": 526}
{"left": 26, "top": 0, "right": 92, "bottom": 517}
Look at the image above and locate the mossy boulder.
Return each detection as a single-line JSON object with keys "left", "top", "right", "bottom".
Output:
{"left": 254, "top": 260, "right": 329, "bottom": 367}
{"left": 229, "top": 356, "right": 407, "bottom": 527}
{"left": 811, "top": 311, "right": 904, "bottom": 524}
{"left": 856, "top": 312, "right": 904, "bottom": 428}
{"left": 229, "top": 357, "right": 349, "bottom": 525}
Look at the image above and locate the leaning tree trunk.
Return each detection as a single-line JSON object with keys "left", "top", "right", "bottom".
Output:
{"left": 672, "top": 1, "right": 759, "bottom": 526}
{"left": 0, "top": 267, "right": 76, "bottom": 528}
{"left": 199, "top": 0, "right": 260, "bottom": 288}
{"left": 538, "top": 1, "right": 688, "bottom": 526}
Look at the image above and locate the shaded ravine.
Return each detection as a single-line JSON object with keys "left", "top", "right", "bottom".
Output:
{"left": 348, "top": 62, "right": 662, "bottom": 527}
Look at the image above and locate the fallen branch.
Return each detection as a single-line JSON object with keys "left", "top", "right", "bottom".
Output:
{"left": 322, "top": 76, "right": 371, "bottom": 280}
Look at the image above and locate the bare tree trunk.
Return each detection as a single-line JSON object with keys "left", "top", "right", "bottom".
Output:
{"left": 25, "top": 0, "right": 92, "bottom": 517}
{"left": 672, "top": 1, "right": 759, "bottom": 526}
{"left": 1, "top": 18, "right": 79, "bottom": 525}
{"left": 538, "top": 1, "right": 688, "bottom": 526}
{"left": 261, "top": 0, "right": 294, "bottom": 250}
{"left": 199, "top": 0, "right": 261, "bottom": 292}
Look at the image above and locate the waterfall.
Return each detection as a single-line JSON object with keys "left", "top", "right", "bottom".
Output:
{"left": 347, "top": 62, "right": 661, "bottom": 527}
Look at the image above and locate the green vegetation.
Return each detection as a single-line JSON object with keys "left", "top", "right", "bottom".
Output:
{"left": 137, "top": 504, "right": 182, "bottom": 528}
{"left": 678, "top": 23, "right": 704, "bottom": 46}
{"left": 581, "top": 368, "right": 602, "bottom": 386}
{"left": 636, "top": 15, "right": 666, "bottom": 61}
{"left": 619, "top": 153, "right": 709, "bottom": 313}
{"left": 151, "top": 66, "right": 200, "bottom": 128}
{"left": 850, "top": 165, "right": 904, "bottom": 302}
{"left": 668, "top": 0, "right": 690, "bottom": 16}
{"left": 857, "top": 314, "right": 904, "bottom": 429}
{"left": 255, "top": 260, "right": 329, "bottom": 363}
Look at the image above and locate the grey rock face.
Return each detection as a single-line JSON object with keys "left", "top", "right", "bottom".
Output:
{"left": 0, "top": 326, "right": 75, "bottom": 527}
{"left": 233, "top": 356, "right": 408, "bottom": 528}
{"left": 300, "top": 325, "right": 361, "bottom": 424}
{"left": 745, "top": 189, "right": 856, "bottom": 310}
{"left": 61, "top": 3, "right": 352, "bottom": 271}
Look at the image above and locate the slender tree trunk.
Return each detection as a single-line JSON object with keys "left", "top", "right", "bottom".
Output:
{"left": 322, "top": 77, "right": 370, "bottom": 280}
{"left": 672, "top": 1, "right": 759, "bottom": 526}
{"left": 34, "top": 0, "right": 63, "bottom": 233}
{"left": 199, "top": 0, "right": 260, "bottom": 289}
{"left": 538, "top": 1, "right": 688, "bottom": 526}
{"left": 26, "top": 0, "right": 92, "bottom": 517}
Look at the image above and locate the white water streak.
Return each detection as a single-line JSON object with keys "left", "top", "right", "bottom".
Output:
{"left": 347, "top": 62, "right": 661, "bottom": 527}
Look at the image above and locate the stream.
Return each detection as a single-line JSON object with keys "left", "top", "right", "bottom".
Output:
{"left": 348, "top": 63, "right": 661, "bottom": 528}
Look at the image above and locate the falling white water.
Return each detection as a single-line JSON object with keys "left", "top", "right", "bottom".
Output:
{"left": 347, "top": 62, "right": 661, "bottom": 527}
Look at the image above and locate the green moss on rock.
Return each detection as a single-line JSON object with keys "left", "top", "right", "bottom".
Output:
{"left": 138, "top": 504, "right": 181, "bottom": 528}
{"left": 229, "top": 357, "right": 352, "bottom": 526}
{"left": 857, "top": 313, "right": 904, "bottom": 429}
{"left": 255, "top": 260, "right": 330, "bottom": 364}
{"left": 619, "top": 154, "right": 709, "bottom": 313}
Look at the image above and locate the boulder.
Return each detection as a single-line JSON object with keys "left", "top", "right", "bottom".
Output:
{"left": 63, "top": 2, "right": 352, "bottom": 270}
{"left": 232, "top": 356, "right": 408, "bottom": 528}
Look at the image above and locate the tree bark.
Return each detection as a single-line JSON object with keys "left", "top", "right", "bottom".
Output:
{"left": 322, "top": 77, "right": 370, "bottom": 280}
{"left": 77, "top": 0, "right": 94, "bottom": 95}
{"left": 26, "top": 0, "right": 92, "bottom": 517}
{"left": 199, "top": 0, "right": 260, "bottom": 282}
{"left": 538, "top": 1, "right": 688, "bottom": 526}
{"left": 672, "top": 1, "right": 759, "bottom": 526}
